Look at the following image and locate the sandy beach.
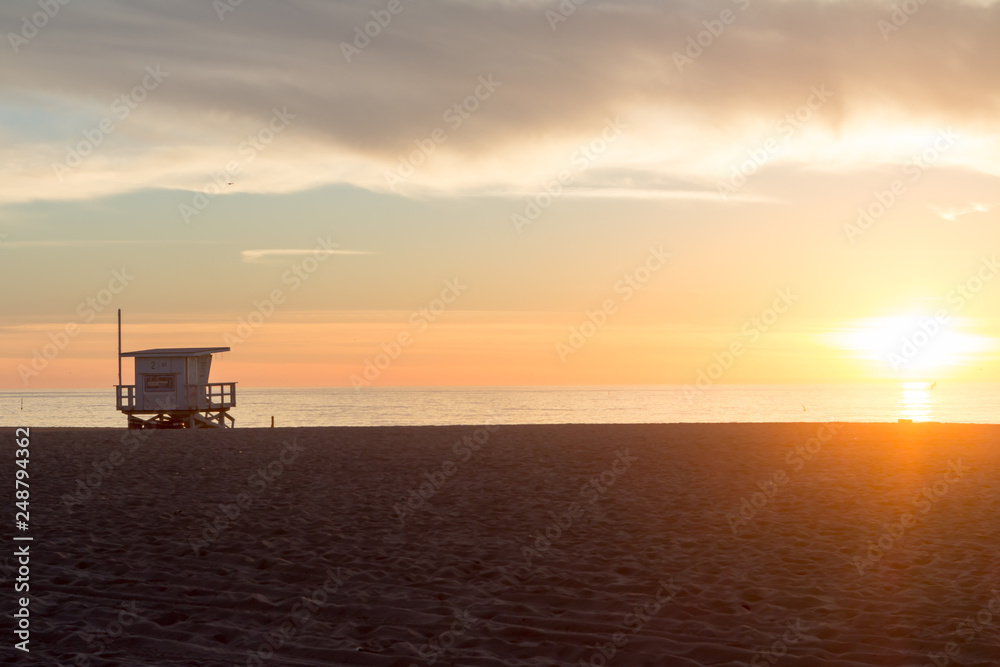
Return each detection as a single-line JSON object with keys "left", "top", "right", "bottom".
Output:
{"left": 5, "top": 423, "right": 1000, "bottom": 666}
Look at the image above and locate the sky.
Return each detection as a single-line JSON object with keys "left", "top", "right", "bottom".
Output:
{"left": 1, "top": 0, "right": 999, "bottom": 389}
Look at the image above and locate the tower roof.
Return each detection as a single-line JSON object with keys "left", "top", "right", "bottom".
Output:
{"left": 121, "top": 347, "right": 230, "bottom": 358}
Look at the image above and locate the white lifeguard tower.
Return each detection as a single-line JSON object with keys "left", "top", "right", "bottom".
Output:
{"left": 115, "top": 346, "right": 237, "bottom": 429}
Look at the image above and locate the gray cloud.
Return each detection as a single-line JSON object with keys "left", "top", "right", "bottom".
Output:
{"left": 1, "top": 0, "right": 998, "bottom": 199}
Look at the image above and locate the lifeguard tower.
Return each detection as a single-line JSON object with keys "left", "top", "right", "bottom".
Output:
{"left": 115, "top": 347, "right": 237, "bottom": 429}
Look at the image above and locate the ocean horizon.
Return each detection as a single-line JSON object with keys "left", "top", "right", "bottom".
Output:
{"left": 2, "top": 382, "right": 999, "bottom": 428}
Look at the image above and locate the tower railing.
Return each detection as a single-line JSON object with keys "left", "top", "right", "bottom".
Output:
{"left": 116, "top": 385, "right": 135, "bottom": 410}
{"left": 115, "top": 383, "right": 236, "bottom": 411}
{"left": 186, "top": 382, "right": 237, "bottom": 410}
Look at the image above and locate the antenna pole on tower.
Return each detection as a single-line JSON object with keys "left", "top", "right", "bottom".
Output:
{"left": 117, "top": 309, "right": 122, "bottom": 389}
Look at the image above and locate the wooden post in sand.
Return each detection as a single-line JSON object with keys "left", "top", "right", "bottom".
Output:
{"left": 271, "top": 416, "right": 275, "bottom": 428}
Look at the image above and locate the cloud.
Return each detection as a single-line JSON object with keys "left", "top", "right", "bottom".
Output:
{"left": 0, "top": 239, "right": 215, "bottom": 248}
{"left": 929, "top": 202, "right": 994, "bottom": 221}
{"left": 240, "top": 248, "right": 374, "bottom": 264}
{"left": 2, "top": 0, "right": 999, "bottom": 204}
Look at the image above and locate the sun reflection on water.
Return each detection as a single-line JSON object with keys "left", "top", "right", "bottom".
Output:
{"left": 898, "top": 381, "right": 934, "bottom": 421}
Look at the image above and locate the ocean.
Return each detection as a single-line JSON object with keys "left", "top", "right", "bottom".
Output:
{"left": 1, "top": 383, "right": 998, "bottom": 428}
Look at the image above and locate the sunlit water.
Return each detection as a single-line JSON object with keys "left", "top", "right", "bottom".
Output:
{"left": 1, "top": 383, "right": 998, "bottom": 428}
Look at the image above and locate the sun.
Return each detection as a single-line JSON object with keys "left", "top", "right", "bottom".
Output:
{"left": 826, "top": 314, "right": 996, "bottom": 379}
